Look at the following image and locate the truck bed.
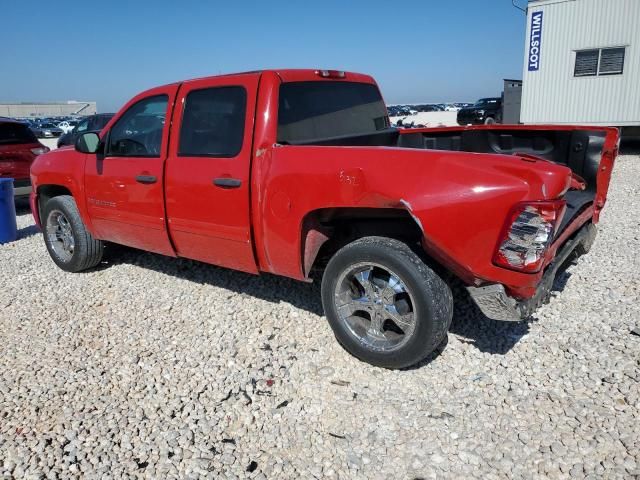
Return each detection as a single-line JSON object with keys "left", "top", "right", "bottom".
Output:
{"left": 287, "top": 126, "right": 608, "bottom": 235}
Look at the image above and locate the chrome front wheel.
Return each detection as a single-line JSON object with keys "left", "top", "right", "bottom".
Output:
{"left": 46, "top": 209, "right": 75, "bottom": 262}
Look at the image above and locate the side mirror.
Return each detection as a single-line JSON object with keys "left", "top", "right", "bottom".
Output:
{"left": 75, "top": 132, "right": 101, "bottom": 154}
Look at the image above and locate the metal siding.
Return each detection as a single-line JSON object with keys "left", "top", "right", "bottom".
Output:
{"left": 522, "top": 0, "right": 640, "bottom": 125}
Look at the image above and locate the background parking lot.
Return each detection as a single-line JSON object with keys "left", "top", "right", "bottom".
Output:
{"left": 1, "top": 146, "right": 638, "bottom": 478}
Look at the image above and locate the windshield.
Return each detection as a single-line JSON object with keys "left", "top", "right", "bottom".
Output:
{"left": 474, "top": 98, "right": 500, "bottom": 107}
{"left": 0, "top": 122, "right": 38, "bottom": 145}
{"left": 277, "top": 81, "right": 389, "bottom": 144}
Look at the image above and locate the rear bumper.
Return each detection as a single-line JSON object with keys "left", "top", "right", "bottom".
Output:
{"left": 467, "top": 222, "right": 597, "bottom": 321}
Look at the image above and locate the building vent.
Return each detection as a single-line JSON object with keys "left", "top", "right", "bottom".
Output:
{"left": 599, "top": 47, "right": 625, "bottom": 75}
{"left": 574, "top": 50, "right": 599, "bottom": 76}
{"left": 574, "top": 47, "right": 626, "bottom": 77}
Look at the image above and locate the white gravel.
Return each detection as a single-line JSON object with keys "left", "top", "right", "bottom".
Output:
{"left": 1, "top": 150, "right": 639, "bottom": 479}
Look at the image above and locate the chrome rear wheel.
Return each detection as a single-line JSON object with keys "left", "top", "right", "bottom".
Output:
{"left": 334, "top": 262, "right": 417, "bottom": 353}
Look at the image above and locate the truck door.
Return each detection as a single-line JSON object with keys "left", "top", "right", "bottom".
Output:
{"left": 84, "top": 85, "right": 178, "bottom": 256}
{"left": 164, "top": 73, "right": 259, "bottom": 273}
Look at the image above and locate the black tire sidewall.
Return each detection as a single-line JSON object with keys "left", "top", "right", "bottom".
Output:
{"left": 43, "top": 196, "right": 92, "bottom": 272}
{"left": 321, "top": 238, "right": 452, "bottom": 369}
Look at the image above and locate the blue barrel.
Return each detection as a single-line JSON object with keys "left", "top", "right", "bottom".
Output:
{"left": 0, "top": 178, "right": 18, "bottom": 244}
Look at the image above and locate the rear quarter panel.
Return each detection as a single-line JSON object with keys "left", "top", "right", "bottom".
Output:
{"left": 256, "top": 145, "right": 572, "bottom": 291}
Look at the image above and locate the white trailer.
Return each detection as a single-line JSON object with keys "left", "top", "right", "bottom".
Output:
{"left": 521, "top": 0, "right": 640, "bottom": 133}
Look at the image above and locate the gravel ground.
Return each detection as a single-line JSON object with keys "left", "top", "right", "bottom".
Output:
{"left": 1, "top": 150, "right": 639, "bottom": 479}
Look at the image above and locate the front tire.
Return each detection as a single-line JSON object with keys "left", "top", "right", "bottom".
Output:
{"left": 484, "top": 116, "right": 496, "bottom": 125}
{"left": 43, "top": 195, "right": 104, "bottom": 272}
{"left": 321, "top": 236, "right": 453, "bottom": 369}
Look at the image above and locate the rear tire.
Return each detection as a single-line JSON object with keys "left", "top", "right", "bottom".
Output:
{"left": 42, "top": 195, "right": 104, "bottom": 272}
{"left": 321, "top": 236, "right": 453, "bottom": 369}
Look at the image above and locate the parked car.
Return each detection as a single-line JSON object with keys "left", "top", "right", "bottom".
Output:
{"left": 56, "top": 120, "right": 78, "bottom": 134}
{"left": 31, "top": 122, "right": 64, "bottom": 138}
{"left": 57, "top": 113, "right": 114, "bottom": 148}
{"left": 30, "top": 69, "right": 620, "bottom": 368}
{"left": 457, "top": 97, "right": 503, "bottom": 125}
{"left": 0, "top": 117, "right": 49, "bottom": 197}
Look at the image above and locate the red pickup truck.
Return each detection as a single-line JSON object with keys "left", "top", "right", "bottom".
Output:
{"left": 30, "top": 69, "right": 619, "bottom": 368}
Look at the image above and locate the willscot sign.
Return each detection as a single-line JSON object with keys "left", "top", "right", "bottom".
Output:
{"left": 528, "top": 11, "right": 543, "bottom": 71}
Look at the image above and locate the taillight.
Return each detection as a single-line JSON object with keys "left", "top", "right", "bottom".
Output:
{"left": 315, "top": 69, "right": 346, "bottom": 79}
{"left": 493, "top": 200, "right": 566, "bottom": 273}
{"left": 31, "top": 147, "right": 50, "bottom": 155}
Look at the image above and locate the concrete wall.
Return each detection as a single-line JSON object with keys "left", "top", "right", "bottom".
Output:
{"left": 521, "top": 0, "right": 640, "bottom": 126}
{"left": 0, "top": 102, "right": 97, "bottom": 117}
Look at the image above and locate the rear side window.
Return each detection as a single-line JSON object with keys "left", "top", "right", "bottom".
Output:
{"left": 277, "top": 81, "right": 390, "bottom": 144}
{"left": 178, "top": 86, "right": 246, "bottom": 157}
{"left": 0, "top": 122, "right": 37, "bottom": 145}
{"left": 107, "top": 95, "right": 168, "bottom": 157}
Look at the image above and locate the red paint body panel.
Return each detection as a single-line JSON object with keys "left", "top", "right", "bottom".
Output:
{"left": 164, "top": 73, "right": 260, "bottom": 273}
{"left": 84, "top": 84, "right": 179, "bottom": 256}
{"left": 29, "top": 69, "right": 620, "bottom": 302}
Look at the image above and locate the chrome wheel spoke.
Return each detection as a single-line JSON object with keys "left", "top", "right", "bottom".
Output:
{"left": 334, "top": 262, "right": 417, "bottom": 353}
{"left": 384, "top": 304, "right": 414, "bottom": 332}
{"left": 46, "top": 210, "right": 75, "bottom": 262}
{"left": 367, "top": 309, "right": 384, "bottom": 336}
{"left": 353, "top": 268, "right": 376, "bottom": 298}
{"left": 336, "top": 295, "right": 369, "bottom": 317}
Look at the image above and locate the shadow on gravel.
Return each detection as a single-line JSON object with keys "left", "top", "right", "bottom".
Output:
{"left": 447, "top": 262, "right": 576, "bottom": 356}
{"left": 620, "top": 139, "right": 640, "bottom": 155}
{"left": 448, "top": 286, "right": 533, "bottom": 356}
{"left": 99, "top": 242, "right": 578, "bottom": 363}
{"left": 14, "top": 198, "right": 31, "bottom": 215}
{"left": 100, "top": 244, "right": 325, "bottom": 316}
{"left": 17, "top": 224, "right": 39, "bottom": 240}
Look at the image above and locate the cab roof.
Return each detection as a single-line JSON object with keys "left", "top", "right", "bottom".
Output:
{"left": 175, "top": 69, "right": 376, "bottom": 87}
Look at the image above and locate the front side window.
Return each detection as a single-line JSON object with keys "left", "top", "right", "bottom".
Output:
{"left": 575, "top": 47, "right": 625, "bottom": 77}
{"left": 107, "top": 95, "right": 168, "bottom": 157}
{"left": 178, "top": 86, "right": 246, "bottom": 157}
{"left": 277, "top": 81, "right": 389, "bottom": 144}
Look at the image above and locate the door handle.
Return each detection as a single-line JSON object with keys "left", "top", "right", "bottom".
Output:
{"left": 213, "top": 178, "right": 242, "bottom": 189}
{"left": 136, "top": 175, "right": 157, "bottom": 184}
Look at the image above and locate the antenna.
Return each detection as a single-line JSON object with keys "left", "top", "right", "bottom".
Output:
{"left": 512, "top": 0, "right": 527, "bottom": 13}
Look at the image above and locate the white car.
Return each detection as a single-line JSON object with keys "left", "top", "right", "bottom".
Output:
{"left": 56, "top": 121, "right": 78, "bottom": 134}
{"left": 444, "top": 104, "right": 460, "bottom": 112}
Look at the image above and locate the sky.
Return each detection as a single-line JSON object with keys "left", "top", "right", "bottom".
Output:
{"left": 0, "top": 0, "right": 528, "bottom": 112}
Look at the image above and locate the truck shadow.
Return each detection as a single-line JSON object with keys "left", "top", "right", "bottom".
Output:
{"left": 447, "top": 286, "right": 532, "bottom": 356}
{"left": 446, "top": 267, "right": 573, "bottom": 357}
{"left": 620, "top": 139, "right": 640, "bottom": 155}
{"left": 100, "top": 244, "right": 325, "bottom": 316}
{"left": 100, "top": 244, "right": 576, "bottom": 364}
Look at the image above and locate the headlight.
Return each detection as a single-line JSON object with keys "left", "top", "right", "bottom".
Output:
{"left": 477, "top": 110, "right": 485, "bottom": 116}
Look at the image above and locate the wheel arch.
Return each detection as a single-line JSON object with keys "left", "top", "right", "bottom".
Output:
{"left": 37, "top": 184, "right": 73, "bottom": 223}
{"left": 300, "top": 206, "right": 451, "bottom": 280}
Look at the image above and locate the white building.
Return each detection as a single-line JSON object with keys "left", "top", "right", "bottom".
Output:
{"left": 0, "top": 101, "right": 97, "bottom": 118}
{"left": 521, "top": 0, "right": 639, "bottom": 132}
